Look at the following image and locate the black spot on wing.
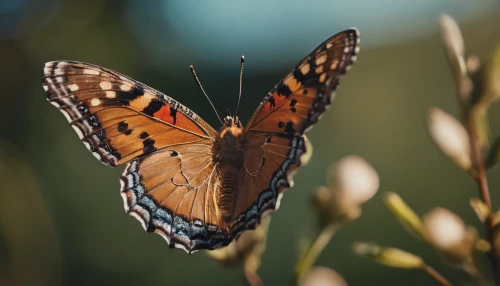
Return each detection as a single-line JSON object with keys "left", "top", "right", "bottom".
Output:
{"left": 77, "top": 104, "right": 90, "bottom": 116}
{"left": 292, "top": 69, "right": 307, "bottom": 84}
{"left": 170, "top": 151, "right": 179, "bottom": 157}
{"left": 269, "top": 96, "right": 276, "bottom": 108}
{"left": 169, "top": 107, "right": 177, "bottom": 125}
{"left": 118, "top": 121, "right": 128, "bottom": 132}
{"left": 139, "top": 131, "right": 149, "bottom": 139}
{"left": 116, "top": 85, "right": 145, "bottom": 103}
{"left": 276, "top": 84, "right": 292, "bottom": 98}
{"left": 290, "top": 99, "right": 297, "bottom": 107}
{"left": 96, "top": 130, "right": 106, "bottom": 141}
{"left": 143, "top": 138, "right": 157, "bottom": 154}
{"left": 142, "top": 100, "right": 164, "bottom": 116}
{"left": 284, "top": 121, "right": 295, "bottom": 134}
{"left": 87, "top": 115, "right": 101, "bottom": 128}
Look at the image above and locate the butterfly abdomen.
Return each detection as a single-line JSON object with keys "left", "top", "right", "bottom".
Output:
{"left": 219, "top": 164, "right": 239, "bottom": 222}
{"left": 213, "top": 117, "right": 245, "bottom": 223}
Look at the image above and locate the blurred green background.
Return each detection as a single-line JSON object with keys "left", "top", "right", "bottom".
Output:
{"left": 1, "top": 0, "right": 500, "bottom": 285}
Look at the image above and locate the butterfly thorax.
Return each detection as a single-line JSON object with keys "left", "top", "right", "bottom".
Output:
{"left": 213, "top": 116, "right": 245, "bottom": 223}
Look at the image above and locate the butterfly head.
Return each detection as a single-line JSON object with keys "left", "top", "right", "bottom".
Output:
{"left": 222, "top": 115, "right": 242, "bottom": 129}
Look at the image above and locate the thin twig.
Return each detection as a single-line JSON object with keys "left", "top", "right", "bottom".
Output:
{"left": 244, "top": 270, "right": 263, "bottom": 286}
{"left": 293, "top": 224, "right": 336, "bottom": 284}
{"left": 422, "top": 264, "right": 453, "bottom": 286}
{"left": 464, "top": 263, "right": 487, "bottom": 286}
{"left": 455, "top": 76, "right": 500, "bottom": 284}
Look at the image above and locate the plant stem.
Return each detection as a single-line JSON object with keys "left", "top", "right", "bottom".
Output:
{"left": 463, "top": 104, "right": 499, "bottom": 284}
{"left": 465, "top": 263, "right": 486, "bottom": 286}
{"left": 422, "top": 264, "right": 452, "bottom": 286}
{"left": 244, "top": 270, "right": 263, "bottom": 286}
{"left": 293, "top": 224, "right": 336, "bottom": 284}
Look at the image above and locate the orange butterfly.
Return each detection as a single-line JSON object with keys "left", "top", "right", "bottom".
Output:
{"left": 42, "top": 29, "right": 359, "bottom": 253}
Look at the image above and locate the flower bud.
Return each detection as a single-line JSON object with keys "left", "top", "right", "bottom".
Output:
{"left": 423, "top": 208, "right": 466, "bottom": 249}
{"left": 300, "top": 267, "right": 347, "bottom": 286}
{"left": 469, "top": 198, "right": 490, "bottom": 222}
{"left": 427, "top": 107, "right": 471, "bottom": 171}
{"left": 328, "top": 156, "right": 379, "bottom": 205}
{"left": 353, "top": 242, "right": 423, "bottom": 269}
{"left": 439, "top": 14, "right": 467, "bottom": 83}
{"left": 384, "top": 192, "right": 426, "bottom": 240}
{"left": 323, "top": 156, "right": 379, "bottom": 223}
{"left": 422, "top": 208, "right": 476, "bottom": 267}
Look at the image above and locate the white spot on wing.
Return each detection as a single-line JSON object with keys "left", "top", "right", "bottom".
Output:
{"left": 83, "top": 69, "right": 100, "bottom": 75}
{"left": 49, "top": 100, "right": 60, "bottom": 108}
{"left": 92, "top": 152, "right": 101, "bottom": 160}
{"left": 129, "top": 211, "right": 147, "bottom": 230}
{"left": 99, "top": 81, "right": 112, "bottom": 90}
{"left": 71, "top": 125, "right": 84, "bottom": 139}
{"left": 91, "top": 98, "right": 101, "bottom": 106}
{"left": 120, "top": 84, "right": 132, "bottom": 91}
{"left": 154, "top": 229, "right": 171, "bottom": 245}
{"left": 105, "top": 91, "right": 116, "bottom": 98}
{"left": 316, "top": 54, "right": 327, "bottom": 65}
{"left": 67, "top": 84, "right": 79, "bottom": 91}
{"left": 121, "top": 192, "right": 130, "bottom": 212}
{"left": 275, "top": 193, "right": 284, "bottom": 210}
{"left": 319, "top": 73, "right": 326, "bottom": 83}
{"left": 60, "top": 109, "right": 72, "bottom": 122}
{"left": 83, "top": 141, "right": 91, "bottom": 150}
{"left": 299, "top": 63, "right": 310, "bottom": 75}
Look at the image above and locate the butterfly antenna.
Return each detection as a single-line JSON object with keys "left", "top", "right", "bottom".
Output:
{"left": 235, "top": 55, "right": 245, "bottom": 116}
{"left": 189, "top": 65, "right": 223, "bottom": 124}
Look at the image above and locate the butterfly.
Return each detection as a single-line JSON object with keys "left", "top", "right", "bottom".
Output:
{"left": 41, "top": 29, "right": 359, "bottom": 253}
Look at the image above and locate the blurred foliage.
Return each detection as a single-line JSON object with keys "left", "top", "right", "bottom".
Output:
{"left": 1, "top": 1, "right": 500, "bottom": 285}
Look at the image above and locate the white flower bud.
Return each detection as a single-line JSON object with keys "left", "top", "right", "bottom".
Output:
{"left": 300, "top": 267, "right": 347, "bottom": 286}
{"left": 329, "top": 155, "right": 379, "bottom": 206}
{"left": 439, "top": 14, "right": 467, "bottom": 80}
{"left": 423, "top": 208, "right": 466, "bottom": 249}
{"left": 427, "top": 108, "right": 471, "bottom": 170}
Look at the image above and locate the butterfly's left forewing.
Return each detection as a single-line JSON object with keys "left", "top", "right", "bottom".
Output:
{"left": 232, "top": 29, "right": 360, "bottom": 235}
{"left": 42, "top": 61, "right": 218, "bottom": 166}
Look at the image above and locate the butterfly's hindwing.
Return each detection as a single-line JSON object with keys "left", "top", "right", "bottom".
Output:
{"left": 120, "top": 146, "right": 231, "bottom": 253}
{"left": 231, "top": 134, "right": 308, "bottom": 236}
